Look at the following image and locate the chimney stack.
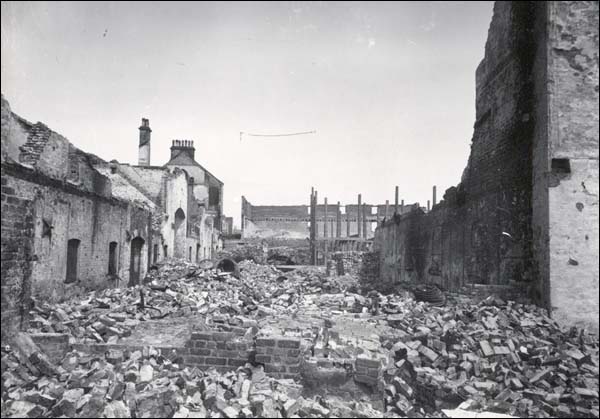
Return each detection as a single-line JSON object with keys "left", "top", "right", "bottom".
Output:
{"left": 138, "top": 118, "right": 151, "bottom": 166}
{"left": 170, "top": 139, "right": 196, "bottom": 161}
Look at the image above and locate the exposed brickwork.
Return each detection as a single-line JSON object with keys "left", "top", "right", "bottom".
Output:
{"left": 1, "top": 167, "right": 35, "bottom": 342}
{"left": 18, "top": 123, "right": 52, "bottom": 166}
{"left": 254, "top": 335, "right": 302, "bottom": 379}
{"left": 183, "top": 331, "right": 253, "bottom": 373}
{"left": 354, "top": 355, "right": 384, "bottom": 387}
{"left": 374, "top": 2, "right": 599, "bottom": 332}
{"left": 375, "top": 2, "right": 539, "bottom": 293}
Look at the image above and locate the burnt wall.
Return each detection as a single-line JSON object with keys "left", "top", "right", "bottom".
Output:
{"left": 374, "top": 1, "right": 599, "bottom": 332}
{"left": 375, "top": 1, "right": 539, "bottom": 294}
{"left": 1, "top": 162, "right": 158, "bottom": 342}
{"left": 1, "top": 166, "right": 35, "bottom": 343}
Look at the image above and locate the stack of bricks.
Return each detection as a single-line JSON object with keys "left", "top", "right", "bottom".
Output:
{"left": 255, "top": 336, "right": 302, "bottom": 379}
{"left": 184, "top": 331, "right": 252, "bottom": 373}
{"left": 354, "top": 354, "right": 383, "bottom": 387}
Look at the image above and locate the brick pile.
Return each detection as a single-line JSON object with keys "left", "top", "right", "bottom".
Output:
{"left": 380, "top": 297, "right": 599, "bottom": 418}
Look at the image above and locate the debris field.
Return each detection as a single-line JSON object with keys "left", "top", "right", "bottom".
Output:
{"left": 1, "top": 253, "right": 598, "bottom": 418}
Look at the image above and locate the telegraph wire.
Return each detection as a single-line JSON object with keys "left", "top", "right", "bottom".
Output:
{"left": 240, "top": 130, "right": 316, "bottom": 141}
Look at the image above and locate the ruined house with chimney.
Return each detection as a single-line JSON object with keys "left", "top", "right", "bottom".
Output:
{"left": 1, "top": 95, "right": 223, "bottom": 338}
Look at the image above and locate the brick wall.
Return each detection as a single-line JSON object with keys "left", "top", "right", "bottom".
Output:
{"left": 374, "top": 2, "right": 539, "bottom": 296}
{"left": 183, "top": 331, "right": 252, "bottom": 373}
{"left": 1, "top": 162, "right": 158, "bottom": 342}
{"left": 255, "top": 336, "right": 301, "bottom": 379}
{"left": 373, "top": 2, "right": 599, "bottom": 332}
{"left": 67, "top": 331, "right": 303, "bottom": 379}
{"left": 540, "top": 1, "right": 599, "bottom": 333}
{"left": 1, "top": 168, "right": 35, "bottom": 342}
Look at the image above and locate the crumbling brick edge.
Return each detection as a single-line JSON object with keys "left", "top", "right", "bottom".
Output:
{"left": 27, "top": 331, "right": 385, "bottom": 388}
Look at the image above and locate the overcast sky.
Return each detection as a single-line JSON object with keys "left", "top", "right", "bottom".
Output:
{"left": 1, "top": 1, "right": 494, "bottom": 228}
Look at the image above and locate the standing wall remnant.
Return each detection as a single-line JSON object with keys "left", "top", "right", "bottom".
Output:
{"left": 373, "top": 1, "right": 599, "bottom": 333}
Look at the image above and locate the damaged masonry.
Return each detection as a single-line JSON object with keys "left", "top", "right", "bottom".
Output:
{"left": 1, "top": 1, "right": 598, "bottom": 419}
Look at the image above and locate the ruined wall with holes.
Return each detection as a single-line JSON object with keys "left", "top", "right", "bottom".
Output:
{"left": 374, "top": 2, "right": 598, "bottom": 332}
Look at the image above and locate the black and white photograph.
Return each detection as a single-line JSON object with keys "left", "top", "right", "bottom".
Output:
{"left": 1, "top": 1, "right": 598, "bottom": 418}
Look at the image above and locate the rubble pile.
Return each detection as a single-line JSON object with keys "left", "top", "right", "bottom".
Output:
{"left": 380, "top": 296, "right": 599, "bottom": 418}
{"left": 3, "top": 250, "right": 598, "bottom": 418}
{"left": 266, "top": 246, "right": 311, "bottom": 266}
{"left": 24, "top": 260, "right": 362, "bottom": 345}
{"left": 216, "top": 242, "right": 268, "bottom": 264}
{"left": 1, "top": 334, "right": 385, "bottom": 418}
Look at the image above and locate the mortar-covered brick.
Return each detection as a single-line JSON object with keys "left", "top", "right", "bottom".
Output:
{"left": 356, "top": 356, "right": 381, "bottom": 369}
{"left": 277, "top": 338, "right": 300, "bottom": 349}
{"left": 190, "top": 348, "right": 211, "bottom": 356}
{"left": 228, "top": 358, "right": 247, "bottom": 367}
{"left": 185, "top": 356, "right": 205, "bottom": 365}
{"left": 191, "top": 332, "right": 213, "bottom": 341}
{"left": 205, "top": 357, "right": 227, "bottom": 366}
{"left": 211, "top": 332, "right": 234, "bottom": 342}
{"left": 287, "top": 349, "right": 301, "bottom": 357}
{"left": 256, "top": 338, "right": 276, "bottom": 347}
{"left": 255, "top": 354, "right": 271, "bottom": 364}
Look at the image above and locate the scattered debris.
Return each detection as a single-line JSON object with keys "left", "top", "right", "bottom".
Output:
{"left": 2, "top": 248, "right": 598, "bottom": 418}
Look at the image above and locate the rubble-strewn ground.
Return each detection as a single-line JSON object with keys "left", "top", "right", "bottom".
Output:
{"left": 1, "top": 249, "right": 598, "bottom": 418}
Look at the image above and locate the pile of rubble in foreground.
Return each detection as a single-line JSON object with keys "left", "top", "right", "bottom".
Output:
{"left": 379, "top": 296, "right": 599, "bottom": 418}
{"left": 1, "top": 334, "right": 379, "bottom": 418}
{"left": 1, "top": 258, "right": 598, "bottom": 418}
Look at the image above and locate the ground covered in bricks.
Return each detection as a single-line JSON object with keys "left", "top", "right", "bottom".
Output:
{"left": 1, "top": 249, "right": 598, "bottom": 418}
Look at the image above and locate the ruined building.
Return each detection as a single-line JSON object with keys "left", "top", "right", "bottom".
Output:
{"left": 1, "top": 96, "right": 223, "bottom": 339}
{"left": 242, "top": 195, "right": 419, "bottom": 240}
{"left": 374, "top": 1, "right": 599, "bottom": 333}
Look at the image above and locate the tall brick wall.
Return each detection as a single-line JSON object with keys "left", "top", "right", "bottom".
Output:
{"left": 1, "top": 168, "right": 35, "bottom": 343}
{"left": 540, "top": 1, "right": 599, "bottom": 333}
{"left": 375, "top": 2, "right": 539, "bottom": 290}
{"left": 375, "top": 1, "right": 539, "bottom": 291}
{"left": 374, "top": 1, "right": 599, "bottom": 332}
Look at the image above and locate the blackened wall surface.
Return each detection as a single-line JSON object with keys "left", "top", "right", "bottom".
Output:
{"left": 375, "top": 1, "right": 537, "bottom": 292}
{"left": 374, "top": 1, "right": 599, "bottom": 332}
